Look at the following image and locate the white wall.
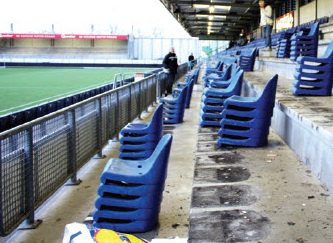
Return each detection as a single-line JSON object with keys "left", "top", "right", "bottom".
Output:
{"left": 133, "top": 37, "right": 226, "bottom": 63}
{"left": 296, "top": 0, "right": 332, "bottom": 26}
{"left": 299, "top": 1, "right": 316, "bottom": 25}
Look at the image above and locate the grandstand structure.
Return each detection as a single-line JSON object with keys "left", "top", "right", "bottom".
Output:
{"left": 2, "top": 0, "right": 333, "bottom": 242}
{"left": 0, "top": 33, "right": 227, "bottom": 67}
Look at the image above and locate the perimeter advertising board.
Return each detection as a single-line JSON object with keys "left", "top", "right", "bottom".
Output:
{"left": 0, "top": 34, "right": 128, "bottom": 40}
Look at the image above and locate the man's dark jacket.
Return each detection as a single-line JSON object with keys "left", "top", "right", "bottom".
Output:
{"left": 162, "top": 52, "right": 178, "bottom": 74}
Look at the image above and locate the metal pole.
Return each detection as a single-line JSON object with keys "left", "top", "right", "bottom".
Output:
{"left": 95, "top": 99, "right": 105, "bottom": 159}
{"left": 144, "top": 79, "right": 148, "bottom": 112}
{"left": 19, "top": 128, "right": 42, "bottom": 230}
{"left": 157, "top": 73, "right": 161, "bottom": 100}
{"left": 106, "top": 94, "right": 112, "bottom": 140}
{"left": 128, "top": 85, "right": 132, "bottom": 123}
{"left": 115, "top": 90, "right": 121, "bottom": 139}
{"left": 138, "top": 81, "right": 142, "bottom": 120}
{"left": 66, "top": 110, "right": 81, "bottom": 185}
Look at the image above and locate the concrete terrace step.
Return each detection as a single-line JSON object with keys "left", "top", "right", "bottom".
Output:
{"left": 189, "top": 67, "right": 333, "bottom": 242}
{"left": 244, "top": 71, "right": 333, "bottom": 193}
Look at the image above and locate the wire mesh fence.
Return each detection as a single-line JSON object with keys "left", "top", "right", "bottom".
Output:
{"left": 0, "top": 64, "right": 186, "bottom": 236}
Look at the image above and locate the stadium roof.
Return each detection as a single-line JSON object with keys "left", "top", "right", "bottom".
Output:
{"left": 159, "top": 0, "right": 283, "bottom": 40}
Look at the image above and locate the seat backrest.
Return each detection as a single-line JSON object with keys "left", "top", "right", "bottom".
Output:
{"left": 148, "top": 104, "right": 163, "bottom": 132}
{"left": 307, "top": 22, "right": 319, "bottom": 37}
{"left": 220, "top": 63, "right": 232, "bottom": 80}
{"left": 322, "top": 40, "right": 333, "bottom": 59}
{"left": 258, "top": 74, "right": 279, "bottom": 106}
{"left": 178, "top": 85, "right": 189, "bottom": 104}
{"left": 231, "top": 63, "right": 241, "bottom": 76}
{"left": 214, "top": 61, "right": 222, "bottom": 69}
{"left": 217, "top": 61, "right": 224, "bottom": 72}
{"left": 225, "top": 70, "right": 244, "bottom": 95}
{"left": 185, "top": 78, "right": 195, "bottom": 108}
{"left": 149, "top": 134, "right": 173, "bottom": 181}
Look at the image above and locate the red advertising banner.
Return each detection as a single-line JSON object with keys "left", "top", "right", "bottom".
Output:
{"left": 0, "top": 33, "right": 128, "bottom": 40}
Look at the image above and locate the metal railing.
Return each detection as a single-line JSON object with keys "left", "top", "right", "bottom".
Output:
{"left": 0, "top": 63, "right": 186, "bottom": 236}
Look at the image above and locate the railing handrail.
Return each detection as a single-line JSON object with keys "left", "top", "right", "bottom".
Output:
{"left": 0, "top": 73, "right": 156, "bottom": 139}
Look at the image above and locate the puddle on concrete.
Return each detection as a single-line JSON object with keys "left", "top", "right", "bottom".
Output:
{"left": 197, "top": 133, "right": 219, "bottom": 142}
{"left": 192, "top": 185, "right": 257, "bottom": 208}
{"left": 198, "top": 127, "right": 220, "bottom": 134}
{"left": 194, "top": 166, "right": 251, "bottom": 184}
{"left": 189, "top": 210, "right": 271, "bottom": 242}
{"left": 197, "top": 141, "right": 236, "bottom": 153}
{"left": 195, "top": 152, "right": 245, "bottom": 166}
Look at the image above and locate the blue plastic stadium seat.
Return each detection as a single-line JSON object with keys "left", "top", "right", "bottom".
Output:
{"left": 78, "top": 93, "right": 85, "bottom": 101}
{"left": 106, "top": 84, "right": 113, "bottom": 91}
{"left": 292, "top": 40, "right": 333, "bottom": 96}
{"left": 290, "top": 23, "right": 319, "bottom": 62}
{"left": 9, "top": 111, "right": 25, "bottom": 128}
{"left": 119, "top": 141, "right": 159, "bottom": 151}
{"left": 238, "top": 48, "right": 257, "bottom": 71}
{"left": 217, "top": 74, "right": 278, "bottom": 147}
{"left": 56, "top": 99, "right": 65, "bottom": 110}
{"left": 46, "top": 101, "right": 57, "bottom": 113}
{"left": 24, "top": 107, "right": 38, "bottom": 122}
{"left": 173, "top": 75, "right": 195, "bottom": 109}
{"left": 199, "top": 70, "right": 244, "bottom": 127}
{"left": 101, "top": 134, "right": 172, "bottom": 184}
{"left": 72, "top": 94, "right": 80, "bottom": 104}
{"left": 161, "top": 86, "right": 188, "bottom": 124}
{"left": 203, "top": 64, "right": 232, "bottom": 87}
{"left": 95, "top": 192, "right": 163, "bottom": 209}
{"left": 0, "top": 116, "right": 10, "bottom": 132}
{"left": 204, "top": 61, "right": 223, "bottom": 76}
{"left": 93, "top": 208, "right": 160, "bottom": 221}
{"left": 119, "top": 104, "right": 163, "bottom": 160}
{"left": 190, "top": 66, "right": 200, "bottom": 84}
{"left": 97, "top": 183, "right": 165, "bottom": 198}
{"left": 65, "top": 97, "right": 73, "bottom": 106}
{"left": 37, "top": 104, "right": 47, "bottom": 117}
{"left": 207, "top": 64, "right": 241, "bottom": 88}
{"left": 276, "top": 27, "right": 296, "bottom": 58}
{"left": 93, "top": 134, "right": 172, "bottom": 233}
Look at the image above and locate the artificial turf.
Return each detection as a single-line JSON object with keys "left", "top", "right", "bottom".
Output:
{"left": 0, "top": 67, "right": 154, "bottom": 116}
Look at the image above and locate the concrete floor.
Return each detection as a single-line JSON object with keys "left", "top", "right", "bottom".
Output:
{"left": 1, "top": 74, "right": 199, "bottom": 243}
{"left": 2, "top": 67, "right": 333, "bottom": 242}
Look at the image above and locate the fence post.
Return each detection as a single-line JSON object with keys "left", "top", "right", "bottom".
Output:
{"left": 95, "top": 98, "right": 105, "bottom": 159}
{"left": 115, "top": 90, "right": 121, "bottom": 139}
{"left": 157, "top": 72, "right": 162, "bottom": 99}
{"left": 128, "top": 85, "right": 132, "bottom": 123}
{"left": 106, "top": 94, "right": 112, "bottom": 140}
{"left": 19, "top": 128, "right": 42, "bottom": 230}
{"left": 67, "top": 110, "right": 81, "bottom": 185}
{"left": 145, "top": 79, "right": 149, "bottom": 112}
{"left": 138, "top": 82, "right": 142, "bottom": 120}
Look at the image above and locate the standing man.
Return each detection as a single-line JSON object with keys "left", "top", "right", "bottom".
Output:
{"left": 162, "top": 47, "right": 179, "bottom": 95}
{"left": 259, "top": 0, "right": 273, "bottom": 50}
{"left": 188, "top": 53, "right": 195, "bottom": 71}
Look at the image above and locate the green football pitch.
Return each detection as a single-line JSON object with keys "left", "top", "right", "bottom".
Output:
{"left": 0, "top": 67, "right": 155, "bottom": 116}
